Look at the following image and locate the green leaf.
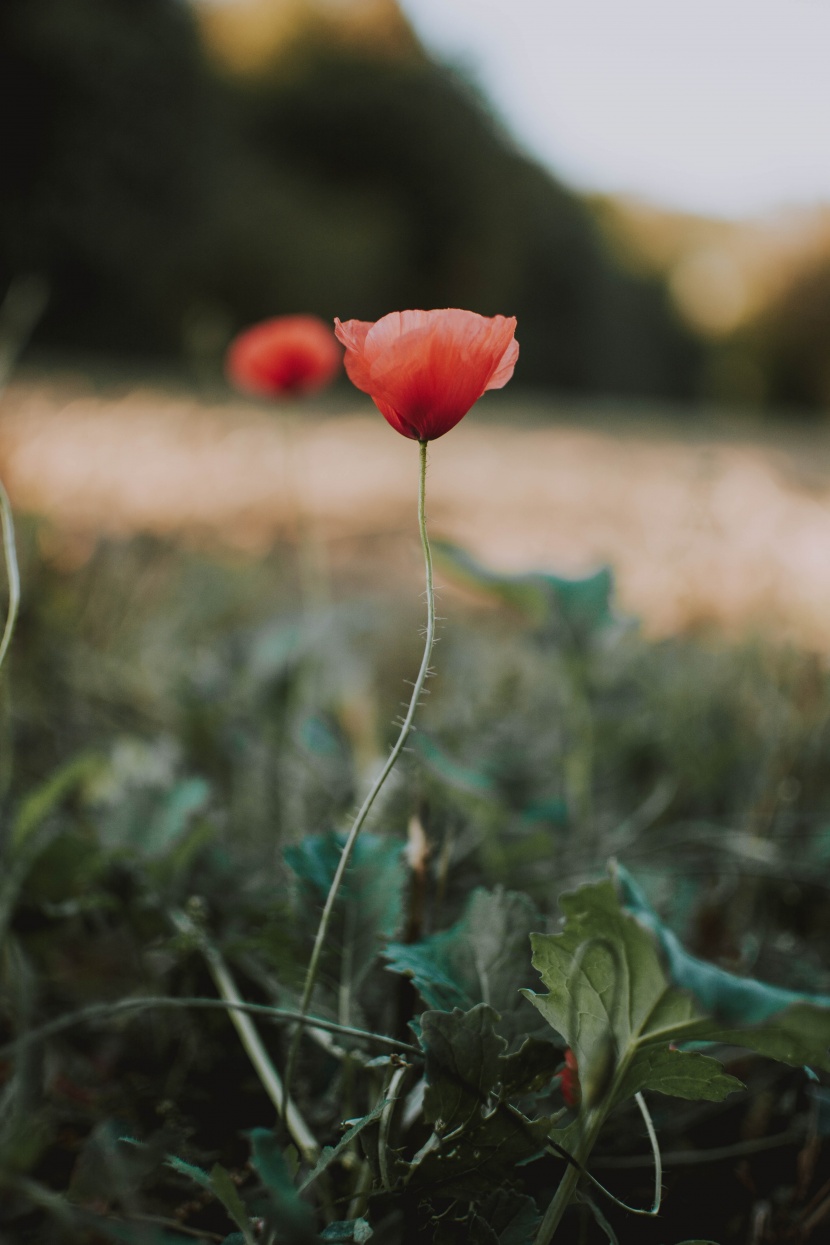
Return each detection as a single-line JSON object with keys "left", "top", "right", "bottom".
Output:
{"left": 431, "top": 1192, "right": 540, "bottom": 1245}
{"left": 142, "top": 776, "right": 211, "bottom": 858}
{"left": 522, "top": 879, "right": 744, "bottom": 1107}
{"left": 298, "top": 1099, "right": 388, "bottom": 1193}
{"left": 164, "top": 1153, "right": 212, "bottom": 1190}
{"left": 413, "top": 734, "right": 500, "bottom": 798}
{"left": 478, "top": 1189, "right": 542, "bottom": 1244}
{"left": 616, "top": 863, "right": 830, "bottom": 1024}
{"left": 320, "top": 1220, "right": 373, "bottom": 1243}
{"left": 386, "top": 887, "right": 546, "bottom": 1046}
{"left": 421, "top": 1005, "right": 505, "bottom": 1127}
{"left": 409, "top": 1005, "right": 555, "bottom": 1199}
{"left": 498, "top": 1037, "right": 564, "bottom": 1097}
{"left": 286, "top": 832, "right": 405, "bottom": 1001}
{"left": 210, "top": 1164, "right": 256, "bottom": 1242}
{"left": 432, "top": 540, "right": 614, "bottom": 638}
{"left": 612, "top": 863, "right": 830, "bottom": 1071}
{"left": 11, "top": 754, "right": 101, "bottom": 852}
{"left": 123, "top": 1147, "right": 255, "bottom": 1243}
{"left": 414, "top": 735, "right": 568, "bottom": 827}
{"left": 247, "top": 1129, "right": 317, "bottom": 1244}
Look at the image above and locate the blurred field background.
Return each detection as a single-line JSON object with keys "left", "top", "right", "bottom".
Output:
{"left": 4, "top": 0, "right": 830, "bottom": 646}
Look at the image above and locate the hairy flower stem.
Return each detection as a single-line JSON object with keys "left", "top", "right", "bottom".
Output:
{"left": 284, "top": 440, "right": 435, "bottom": 1102}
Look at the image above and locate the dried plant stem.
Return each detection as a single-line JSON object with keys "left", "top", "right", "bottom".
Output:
{"left": 284, "top": 440, "right": 435, "bottom": 1099}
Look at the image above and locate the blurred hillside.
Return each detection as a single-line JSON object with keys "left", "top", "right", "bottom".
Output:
{"left": 2, "top": 0, "right": 829, "bottom": 408}
{"left": 596, "top": 199, "right": 830, "bottom": 410}
{"left": 0, "top": 0, "right": 702, "bottom": 400}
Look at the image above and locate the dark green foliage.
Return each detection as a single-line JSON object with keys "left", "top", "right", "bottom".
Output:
{"left": 287, "top": 833, "right": 405, "bottom": 985}
{"left": 6, "top": 529, "right": 830, "bottom": 1241}
{"left": 248, "top": 1129, "right": 318, "bottom": 1242}
{"left": 433, "top": 541, "right": 615, "bottom": 643}
{"left": 524, "top": 879, "right": 746, "bottom": 1109}
{"left": 405, "top": 1005, "right": 555, "bottom": 1199}
{"left": 385, "top": 887, "right": 548, "bottom": 1045}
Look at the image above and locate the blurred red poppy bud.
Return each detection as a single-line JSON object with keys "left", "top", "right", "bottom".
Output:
{"left": 334, "top": 308, "right": 518, "bottom": 441}
{"left": 556, "top": 1048, "right": 581, "bottom": 1108}
{"left": 226, "top": 315, "right": 342, "bottom": 398}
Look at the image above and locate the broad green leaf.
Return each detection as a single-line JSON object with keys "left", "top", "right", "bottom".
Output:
{"left": 616, "top": 863, "right": 830, "bottom": 1024}
{"left": 286, "top": 832, "right": 405, "bottom": 1001}
{"left": 433, "top": 540, "right": 614, "bottom": 638}
{"left": 522, "top": 879, "right": 744, "bottom": 1107}
{"left": 498, "top": 1036, "right": 564, "bottom": 1097}
{"left": 614, "top": 863, "right": 830, "bottom": 1071}
{"left": 247, "top": 1129, "right": 317, "bottom": 1243}
{"left": 409, "top": 1005, "right": 555, "bottom": 1199}
{"left": 421, "top": 1005, "right": 506, "bottom": 1127}
{"left": 298, "top": 1098, "right": 388, "bottom": 1193}
{"left": 386, "top": 887, "right": 546, "bottom": 1046}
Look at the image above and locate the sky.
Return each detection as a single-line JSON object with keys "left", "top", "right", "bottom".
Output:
{"left": 396, "top": 0, "right": 830, "bottom": 219}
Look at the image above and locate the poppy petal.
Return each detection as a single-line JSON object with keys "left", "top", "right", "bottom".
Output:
{"left": 336, "top": 308, "right": 518, "bottom": 441}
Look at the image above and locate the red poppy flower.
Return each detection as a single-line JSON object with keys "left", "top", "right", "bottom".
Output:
{"left": 334, "top": 308, "right": 518, "bottom": 441}
{"left": 556, "top": 1048, "right": 580, "bottom": 1108}
{"left": 226, "top": 315, "right": 342, "bottom": 398}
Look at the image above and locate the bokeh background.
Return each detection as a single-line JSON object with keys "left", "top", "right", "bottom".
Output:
{"left": 3, "top": 0, "right": 830, "bottom": 641}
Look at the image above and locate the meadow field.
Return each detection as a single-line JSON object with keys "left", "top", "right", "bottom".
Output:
{"left": 4, "top": 371, "right": 830, "bottom": 1244}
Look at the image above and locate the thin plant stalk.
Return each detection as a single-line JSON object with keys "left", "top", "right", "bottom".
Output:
{"left": 0, "top": 995, "right": 420, "bottom": 1061}
{"left": 536, "top": 1106, "right": 607, "bottom": 1245}
{"left": 0, "top": 471, "right": 19, "bottom": 676}
{"left": 284, "top": 439, "right": 435, "bottom": 1097}
{"left": 170, "top": 910, "right": 319, "bottom": 1163}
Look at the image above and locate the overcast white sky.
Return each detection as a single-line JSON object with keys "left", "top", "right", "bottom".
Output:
{"left": 397, "top": 0, "right": 830, "bottom": 219}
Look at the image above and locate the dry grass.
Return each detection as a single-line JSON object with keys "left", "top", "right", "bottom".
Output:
{"left": 4, "top": 372, "right": 830, "bottom": 647}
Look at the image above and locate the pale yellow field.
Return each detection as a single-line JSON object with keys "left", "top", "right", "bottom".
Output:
{"left": 4, "top": 373, "right": 830, "bottom": 649}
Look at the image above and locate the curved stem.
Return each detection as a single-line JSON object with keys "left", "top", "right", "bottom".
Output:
{"left": 0, "top": 478, "right": 20, "bottom": 675}
{"left": 535, "top": 1107, "right": 607, "bottom": 1245}
{"left": 284, "top": 440, "right": 435, "bottom": 1099}
{"left": 0, "top": 994, "right": 421, "bottom": 1062}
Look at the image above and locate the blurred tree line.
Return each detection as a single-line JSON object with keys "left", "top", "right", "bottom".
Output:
{"left": 1, "top": 0, "right": 706, "bottom": 398}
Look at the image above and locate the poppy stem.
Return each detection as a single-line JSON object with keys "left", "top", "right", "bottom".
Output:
{"left": 283, "top": 439, "right": 436, "bottom": 1106}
